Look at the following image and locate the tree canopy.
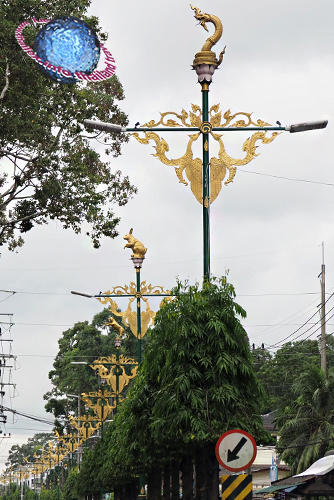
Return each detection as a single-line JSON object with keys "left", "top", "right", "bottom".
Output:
{"left": 43, "top": 307, "right": 138, "bottom": 433}
{"left": 6, "top": 432, "right": 52, "bottom": 468}
{"left": 276, "top": 366, "right": 334, "bottom": 474}
{"left": 89, "top": 277, "right": 268, "bottom": 498}
{"left": 0, "top": 0, "right": 136, "bottom": 250}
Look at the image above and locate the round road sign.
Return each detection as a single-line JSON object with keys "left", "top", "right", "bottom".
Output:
{"left": 215, "top": 429, "right": 257, "bottom": 472}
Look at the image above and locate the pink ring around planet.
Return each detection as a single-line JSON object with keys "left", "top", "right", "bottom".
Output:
{"left": 15, "top": 18, "right": 116, "bottom": 82}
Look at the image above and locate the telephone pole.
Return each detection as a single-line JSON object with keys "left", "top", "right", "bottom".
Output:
{"left": 320, "top": 242, "right": 326, "bottom": 375}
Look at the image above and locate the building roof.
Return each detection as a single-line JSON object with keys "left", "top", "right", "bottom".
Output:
{"left": 295, "top": 455, "right": 334, "bottom": 477}
{"left": 261, "top": 410, "right": 278, "bottom": 431}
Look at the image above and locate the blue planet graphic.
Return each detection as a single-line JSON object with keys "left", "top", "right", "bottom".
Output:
{"left": 33, "top": 16, "right": 100, "bottom": 84}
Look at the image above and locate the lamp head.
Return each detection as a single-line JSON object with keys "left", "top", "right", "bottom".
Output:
{"left": 286, "top": 120, "right": 328, "bottom": 133}
{"left": 131, "top": 256, "right": 144, "bottom": 268}
{"left": 83, "top": 119, "right": 127, "bottom": 134}
{"left": 114, "top": 338, "right": 122, "bottom": 348}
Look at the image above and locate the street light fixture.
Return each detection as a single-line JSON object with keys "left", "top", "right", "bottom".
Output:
{"left": 83, "top": 119, "right": 126, "bottom": 134}
{"left": 286, "top": 120, "right": 328, "bottom": 133}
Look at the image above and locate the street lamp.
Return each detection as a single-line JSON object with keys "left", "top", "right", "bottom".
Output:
{"left": 83, "top": 7, "right": 328, "bottom": 283}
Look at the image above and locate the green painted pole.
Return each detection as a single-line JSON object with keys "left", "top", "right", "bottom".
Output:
{"left": 135, "top": 263, "right": 146, "bottom": 499}
{"left": 136, "top": 267, "right": 142, "bottom": 364}
{"left": 202, "top": 82, "right": 210, "bottom": 281}
{"left": 57, "top": 454, "right": 60, "bottom": 500}
{"left": 116, "top": 345, "right": 120, "bottom": 408}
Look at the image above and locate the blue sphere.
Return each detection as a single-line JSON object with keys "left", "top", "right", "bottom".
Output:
{"left": 33, "top": 16, "right": 100, "bottom": 84}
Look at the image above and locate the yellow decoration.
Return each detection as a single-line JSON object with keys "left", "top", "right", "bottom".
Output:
{"left": 80, "top": 389, "right": 116, "bottom": 421}
{"left": 98, "top": 282, "right": 171, "bottom": 339}
{"left": 190, "top": 5, "right": 225, "bottom": 67}
{"left": 123, "top": 228, "right": 147, "bottom": 258}
{"left": 90, "top": 355, "right": 138, "bottom": 394}
{"left": 132, "top": 104, "right": 280, "bottom": 204}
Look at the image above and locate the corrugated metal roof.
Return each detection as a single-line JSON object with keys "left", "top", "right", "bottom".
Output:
{"left": 256, "top": 481, "right": 306, "bottom": 493}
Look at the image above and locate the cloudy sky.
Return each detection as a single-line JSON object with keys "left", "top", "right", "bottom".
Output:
{"left": 0, "top": 0, "right": 333, "bottom": 469}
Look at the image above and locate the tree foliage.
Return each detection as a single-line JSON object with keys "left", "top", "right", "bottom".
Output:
{"left": 43, "top": 307, "right": 138, "bottom": 433}
{"left": 62, "top": 468, "right": 79, "bottom": 500}
{"left": 6, "top": 433, "right": 52, "bottom": 468}
{"left": 94, "top": 277, "right": 268, "bottom": 489}
{"left": 0, "top": 0, "right": 136, "bottom": 250}
{"left": 253, "top": 337, "right": 334, "bottom": 415}
{"left": 276, "top": 366, "right": 334, "bottom": 474}
{"left": 254, "top": 340, "right": 323, "bottom": 414}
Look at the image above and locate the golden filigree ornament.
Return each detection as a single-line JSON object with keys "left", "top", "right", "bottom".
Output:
{"left": 90, "top": 355, "right": 138, "bottom": 395}
{"left": 56, "top": 430, "right": 83, "bottom": 453}
{"left": 69, "top": 414, "right": 102, "bottom": 440}
{"left": 98, "top": 282, "right": 171, "bottom": 339}
{"left": 132, "top": 104, "right": 280, "bottom": 204}
{"left": 80, "top": 388, "right": 116, "bottom": 421}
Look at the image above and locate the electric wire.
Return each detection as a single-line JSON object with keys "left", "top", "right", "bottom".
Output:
{"left": 266, "top": 292, "right": 334, "bottom": 348}
{"left": 239, "top": 168, "right": 334, "bottom": 187}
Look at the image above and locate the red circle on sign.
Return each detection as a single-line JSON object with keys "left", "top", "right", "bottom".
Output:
{"left": 215, "top": 429, "right": 257, "bottom": 472}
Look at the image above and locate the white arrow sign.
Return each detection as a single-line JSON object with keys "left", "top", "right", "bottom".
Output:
{"left": 215, "top": 429, "right": 257, "bottom": 472}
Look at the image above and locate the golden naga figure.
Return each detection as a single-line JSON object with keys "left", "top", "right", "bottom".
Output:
{"left": 190, "top": 4, "right": 226, "bottom": 69}
{"left": 123, "top": 228, "right": 147, "bottom": 259}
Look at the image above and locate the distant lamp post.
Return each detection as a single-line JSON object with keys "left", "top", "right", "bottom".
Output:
{"left": 66, "top": 394, "right": 82, "bottom": 469}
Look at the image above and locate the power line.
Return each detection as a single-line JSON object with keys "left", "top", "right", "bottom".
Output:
{"left": 239, "top": 168, "right": 334, "bottom": 187}
{"left": 267, "top": 292, "right": 334, "bottom": 348}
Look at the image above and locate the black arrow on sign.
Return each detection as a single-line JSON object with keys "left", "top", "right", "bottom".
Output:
{"left": 227, "top": 437, "right": 247, "bottom": 462}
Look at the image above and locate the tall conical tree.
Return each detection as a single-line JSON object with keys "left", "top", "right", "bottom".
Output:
{"left": 99, "top": 277, "right": 267, "bottom": 500}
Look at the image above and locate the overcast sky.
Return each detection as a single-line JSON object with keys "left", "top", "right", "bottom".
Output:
{"left": 0, "top": 0, "right": 333, "bottom": 470}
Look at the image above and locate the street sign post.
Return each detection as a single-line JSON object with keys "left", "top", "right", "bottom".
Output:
{"left": 215, "top": 429, "right": 257, "bottom": 472}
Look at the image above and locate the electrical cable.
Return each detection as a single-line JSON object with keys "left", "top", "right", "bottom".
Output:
{"left": 239, "top": 168, "right": 334, "bottom": 187}
{"left": 0, "top": 406, "right": 54, "bottom": 426}
{"left": 266, "top": 292, "right": 334, "bottom": 348}
{"left": 269, "top": 313, "right": 334, "bottom": 352}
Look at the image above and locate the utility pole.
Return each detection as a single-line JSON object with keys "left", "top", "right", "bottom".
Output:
{"left": 320, "top": 242, "right": 326, "bottom": 375}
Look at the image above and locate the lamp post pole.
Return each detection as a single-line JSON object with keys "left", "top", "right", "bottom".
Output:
{"left": 66, "top": 394, "right": 82, "bottom": 469}
{"left": 135, "top": 263, "right": 142, "bottom": 364}
{"left": 130, "top": 256, "right": 146, "bottom": 499}
{"left": 202, "top": 82, "right": 210, "bottom": 280}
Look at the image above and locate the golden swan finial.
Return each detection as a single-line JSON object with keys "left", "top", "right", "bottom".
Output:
{"left": 190, "top": 4, "right": 226, "bottom": 68}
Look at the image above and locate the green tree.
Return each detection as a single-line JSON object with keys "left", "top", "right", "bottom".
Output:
{"left": 0, "top": 483, "right": 20, "bottom": 500}
{"left": 6, "top": 433, "right": 52, "bottom": 468}
{"left": 254, "top": 340, "right": 321, "bottom": 414}
{"left": 0, "top": 0, "right": 136, "bottom": 251}
{"left": 100, "top": 277, "right": 268, "bottom": 500}
{"left": 276, "top": 366, "right": 334, "bottom": 474}
{"left": 44, "top": 308, "right": 138, "bottom": 433}
{"left": 62, "top": 468, "right": 79, "bottom": 500}
{"left": 39, "top": 490, "right": 58, "bottom": 500}
{"left": 23, "top": 490, "right": 38, "bottom": 500}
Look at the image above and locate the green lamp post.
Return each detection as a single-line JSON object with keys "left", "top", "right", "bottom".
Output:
{"left": 83, "top": 5, "right": 327, "bottom": 283}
